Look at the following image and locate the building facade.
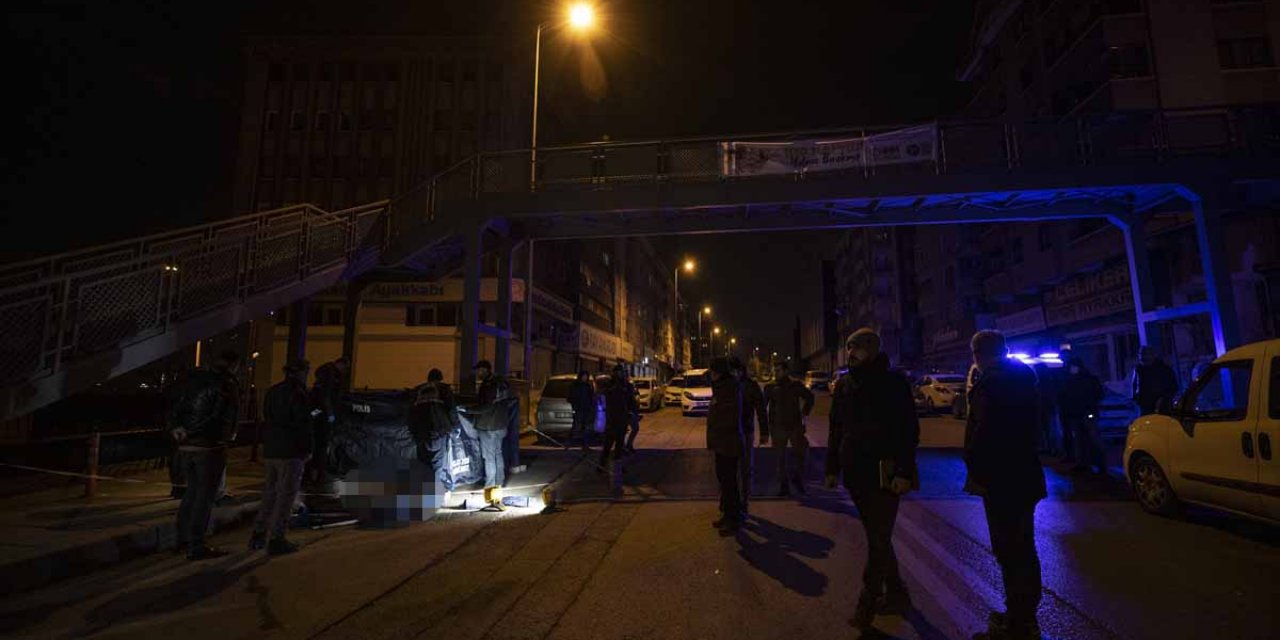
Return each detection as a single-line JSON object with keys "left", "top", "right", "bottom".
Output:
{"left": 832, "top": 228, "right": 922, "bottom": 369}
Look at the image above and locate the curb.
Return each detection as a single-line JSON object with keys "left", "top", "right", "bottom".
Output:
{"left": 0, "top": 498, "right": 261, "bottom": 598}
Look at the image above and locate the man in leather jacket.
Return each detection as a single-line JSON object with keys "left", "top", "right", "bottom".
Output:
{"left": 168, "top": 350, "right": 241, "bottom": 560}
{"left": 730, "top": 357, "right": 767, "bottom": 515}
{"left": 250, "top": 359, "right": 313, "bottom": 556}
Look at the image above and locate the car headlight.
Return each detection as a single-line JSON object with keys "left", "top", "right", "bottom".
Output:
{"left": 684, "top": 392, "right": 694, "bottom": 400}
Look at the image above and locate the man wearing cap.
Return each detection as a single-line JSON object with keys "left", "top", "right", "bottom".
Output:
{"left": 706, "top": 357, "right": 745, "bottom": 535}
{"left": 966, "top": 330, "right": 1045, "bottom": 640}
{"left": 764, "top": 360, "right": 815, "bottom": 496}
{"left": 827, "top": 328, "right": 919, "bottom": 631}
{"left": 729, "top": 356, "right": 767, "bottom": 515}
{"left": 470, "top": 360, "right": 512, "bottom": 489}
{"left": 250, "top": 359, "right": 313, "bottom": 555}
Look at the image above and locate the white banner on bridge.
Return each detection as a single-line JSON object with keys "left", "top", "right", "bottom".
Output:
{"left": 723, "top": 124, "right": 937, "bottom": 177}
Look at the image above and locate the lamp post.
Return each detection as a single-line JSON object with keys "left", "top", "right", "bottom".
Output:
{"left": 729, "top": 337, "right": 737, "bottom": 356}
{"left": 698, "top": 306, "right": 711, "bottom": 367}
{"left": 712, "top": 326, "right": 722, "bottom": 360}
{"left": 531, "top": 3, "right": 596, "bottom": 190}
{"left": 673, "top": 259, "right": 694, "bottom": 369}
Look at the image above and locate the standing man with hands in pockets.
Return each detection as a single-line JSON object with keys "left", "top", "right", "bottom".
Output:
{"left": 826, "top": 328, "right": 920, "bottom": 633}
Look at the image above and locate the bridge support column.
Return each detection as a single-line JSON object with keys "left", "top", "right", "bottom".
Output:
{"left": 341, "top": 280, "right": 369, "bottom": 391}
{"left": 495, "top": 235, "right": 514, "bottom": 376}
{"left": 459, "top": 223, "right": 484, "bottom": 395}
{"left": 286, "top": 297, "right": 310, "bottom": 364}
{"left": 523, "top": 240, "right": 535, "bottom": 382}
{"left": 1183, "top": 188, "right": 1241, "bottom": 355}
{"left": 1111, "top": 214, "right": 1164, "bottom": 351}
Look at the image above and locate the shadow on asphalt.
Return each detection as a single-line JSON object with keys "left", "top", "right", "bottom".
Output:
{"left": 77, "top": 554, "right": 269, "bottom": 635}
{"left": 736, "top": 516, "right": 833, "bottom": 597}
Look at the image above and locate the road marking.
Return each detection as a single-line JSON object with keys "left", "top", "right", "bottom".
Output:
{"left": 896, "top": 505, "right": 1004, "bottom": 611}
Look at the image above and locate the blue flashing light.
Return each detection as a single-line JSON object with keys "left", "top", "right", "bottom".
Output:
{"left": 1038, "top": 352, "right": 1060, "bottom": 360}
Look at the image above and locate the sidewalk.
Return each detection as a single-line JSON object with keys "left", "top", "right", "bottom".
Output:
{"left": 0, "top": 447, "right": 264, "bottom": 597}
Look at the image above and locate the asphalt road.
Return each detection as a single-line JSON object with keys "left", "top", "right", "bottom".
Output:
{"left": 2, "top": 399, "right": 1277, "bottom": 640}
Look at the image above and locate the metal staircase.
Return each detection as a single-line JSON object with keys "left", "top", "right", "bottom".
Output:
{"left": 0, "top": 202, "right": 387, "bottom": 418}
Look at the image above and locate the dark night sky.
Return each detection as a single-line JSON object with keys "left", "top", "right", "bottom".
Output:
{"left": 3, "top": 0, "right": 975, "bottom": 351}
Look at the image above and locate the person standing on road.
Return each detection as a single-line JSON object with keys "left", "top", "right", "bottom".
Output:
{"left": 568, "top": 371, "right": 596, "bottom": 450}
{"left": 622, "top": 369, "right": 644, "bottom": 455}
{"left": 308, "top": 356, "right": 349, "bottom": 485}
{"left": 600, "top": 365, "right": 639, "bottom": 469}
{"left": 1059, "top": 357, "right": 1106, "bottom": 475}
{"left": 167, "top": 350, "right": 241, "bottom": 561}
{"left": 825, "top": 328, "right": 919, "bottom": 632}
{"left": 1131, "top": 346, "right": 1178, "bottom": 416}
{"left": 250, "top": 359, "right": 313, "bottom": 556}
{"left": 730, "top": 356, "right": 767, "bottom": 515}
{"left": 706, "top": 357, "right": 745, "bottom": 536}
{"left": 469, "top": 360, "right": 512, "bottom": 490}
{"left": 763, "top": 361, "right": 815, "bottom": 497}
{"left": 965, "top": 330, "right": 1046, "bottom": 640}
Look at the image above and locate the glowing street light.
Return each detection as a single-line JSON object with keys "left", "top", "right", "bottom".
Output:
{"left": 673, "top": 256, "right": 696, "bottom": 368}
{"left": 531, "top": 3, "right": 600, "bottom": 188}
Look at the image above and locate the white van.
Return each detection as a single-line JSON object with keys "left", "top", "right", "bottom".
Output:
{"left": 680, "top": 369, "right": 713, "bottom": 416}
{"left": 1124, "top": 338, "right": 1280, "bottom": 523}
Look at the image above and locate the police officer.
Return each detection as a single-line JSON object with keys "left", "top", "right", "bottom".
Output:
{"left": 826, "top": 328, "right": 919, "bottom": 631}
{"left": 729, "top": 356, "right": 767, "bottom": 515}
{"left": 706, "top": 357, "right": 744, "bottom": 536}
{"left": 763, "top": 361, "right": 814, "bottom": 496}
{"left": 600, "top": 365, "right": 639, "bottom": 469}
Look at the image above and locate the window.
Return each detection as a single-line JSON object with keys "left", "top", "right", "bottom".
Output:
{"left": 1187, "top": 360, "right": 1253, "bottom": 421}
{"left": 325, "top": 307, "right": 343, "bottom": 325}
{"left": 268, "top": 63, "right": 284, "bottom": 82}
{"left": 1038, "top": 225, "right": 1054, "bottom": 250}
{"left": 338, "top": 112, "right": 352, "bottom": 131}
{"left": 264, "top": 111, "right": 279, "bottom": 132}
{"left": 405, "top": 305, "right": 436, "bottom": 326}
{"left": 1217, "top": 37, "right": 1275, "bottom": 70}
{"left": 1270, "top": 357, "right": 1280, "bottom": 418}
{"left": 289, "top": 110, "right": 305, "bottom": 131}
{"left": 292, "top": 63, "right": 310, "bottom": 81}
{"left": 1108, "top": 44, "right": 1151, "bottom": 79}
{"left": 436, "top": 303, "right": 458, "bottom": 327}
{"left": 315, "top": 111, "right": 331, "bottom": 131}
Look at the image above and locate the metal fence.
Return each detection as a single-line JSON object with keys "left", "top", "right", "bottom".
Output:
{"left": 0, "top": 202, "right": 387, "bottom": 391}
{"left": 400, "top": 105, "right": 1279, "bottom": 227}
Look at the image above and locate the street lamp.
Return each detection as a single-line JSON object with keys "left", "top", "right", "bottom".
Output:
{"left": 697, "top": 306, "right": 711, "bottom": 367}
{"left": 673, "top": 258, "right": 695, "bottom": 369}
{"left": 531, "top": 3, "right": 598, "bottom": 189}
{"left": 712, "top": 326, "right": 721, "bottom": 359}
{"left": 729, "top": 337, "right": 737, "bottom": 356}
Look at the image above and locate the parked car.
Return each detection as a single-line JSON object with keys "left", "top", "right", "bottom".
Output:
{"left": 534, "top": 375, "right": 605, "bottom": 441}
{"left": 664, "top": 376, "right": 685, "bottom": 406}
{"left": 951, "top": 364, "right": 981, "bottom": 420}
{"left": 916, "top": 373, "right": 967, "bottom": 414}
{"left": 803, "top": 370, "right": 831, "bottom": 391}
{"left": 680, "top": 369, "right": 713, "bottom": 416}
{"left": 1124, "top": 338, "right": 1279, "bottom": 524}
{"left": 632, "top": 377, "right": 663, "bottom": 411}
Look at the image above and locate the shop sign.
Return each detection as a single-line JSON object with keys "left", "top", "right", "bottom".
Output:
{"left": 995, "top": 306, "right": 1047, "bottom": 337}
{"left": 927, "top": 326, "right": 960, "bottom": 350}
{"left": 1045, "top": 288, "right": 1133, "bottom": 326}
{"left": 533, "top": 287, "right": 574, "bottom": 324}
{"left": 577, "top": 323, "right": 620, "bottom": 360}
{"left": 619, "top": 342, "right": 635, "bottom": 362}
{"left": 366, "top": 278, "right": 525, "bottom": 303}
{"left": 1044, "top": 262, "right": 1129, "bottom": 306}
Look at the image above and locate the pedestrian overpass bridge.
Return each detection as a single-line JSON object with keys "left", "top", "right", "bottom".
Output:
{"left": 3, "top": 106, "right": 1278, "bottom": 418}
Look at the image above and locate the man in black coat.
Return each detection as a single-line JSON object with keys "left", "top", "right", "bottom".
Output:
{"left": 250, "top": 360, "right": 313, "bottom": 555}
{"left": 730, "top": 357, "right": 768, "bottom": 515}
{"left": 1131, "top": 346, "right": 1178, "bottom": 415}
{"left": 706, "top": 357, "right": 744, "bottom": 535}
{"left": 826, "top": 328, "right": 919, "bottom": 631}
{"left": 167, "top": 350, "right": 241, "bottom": 560}
{"left": 966, "top": 330, "right": 1047, "bottom": 640}
{"left": 307, "top": 356, "right": 349, "bottom": 484}
{"left": 567, "top": 371, "right": 596, "bottom": 450}
{"left": 1059, "top": 357, "right": 1105, "bottom": 474}
{"left": 764, "top": 361, "right": 815, "bottom": 496}
{"left": 599, "top": 366, "right": 638, "bottom": 468}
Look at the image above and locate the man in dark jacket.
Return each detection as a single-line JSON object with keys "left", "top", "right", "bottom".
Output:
{"left": 764, "top": 361, "right": 815, "bottom": 496}
{"left": 250, "top": 360, "right": 313, "bottom": 555}
{"left": 966, "top": 330, "right": 1046, "bottom": 640}
{"left": 730, "top": 357, "right": 767, "bottom": 514}
{"left": 307, "top": 356, "right": 349, "bottom": 484}
{"left": 1131, "top": 346, "right": 1178, "bottom": 415}
{"left": 706, "top": 357, "right": 744, "bottom": 536}
{"left": 567, "top": 371, "right": 596, "bottom": 450}
{"left": 468, "top": 360, "right": 512, "bottom": 489}
{"left": 1059, "top": 357, "right": 1105, "bottom": 474}
{"left": 168, "top": 350, "right": 241, "bottom": 560}
{"left": 410, "top": 368, "right": 460, "bottom": 490}
{"left": 599, "top": 366, "right": 639, "bottom": 468}
{"left": 826, "top": 328, "right": 919, "bottom": 631}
